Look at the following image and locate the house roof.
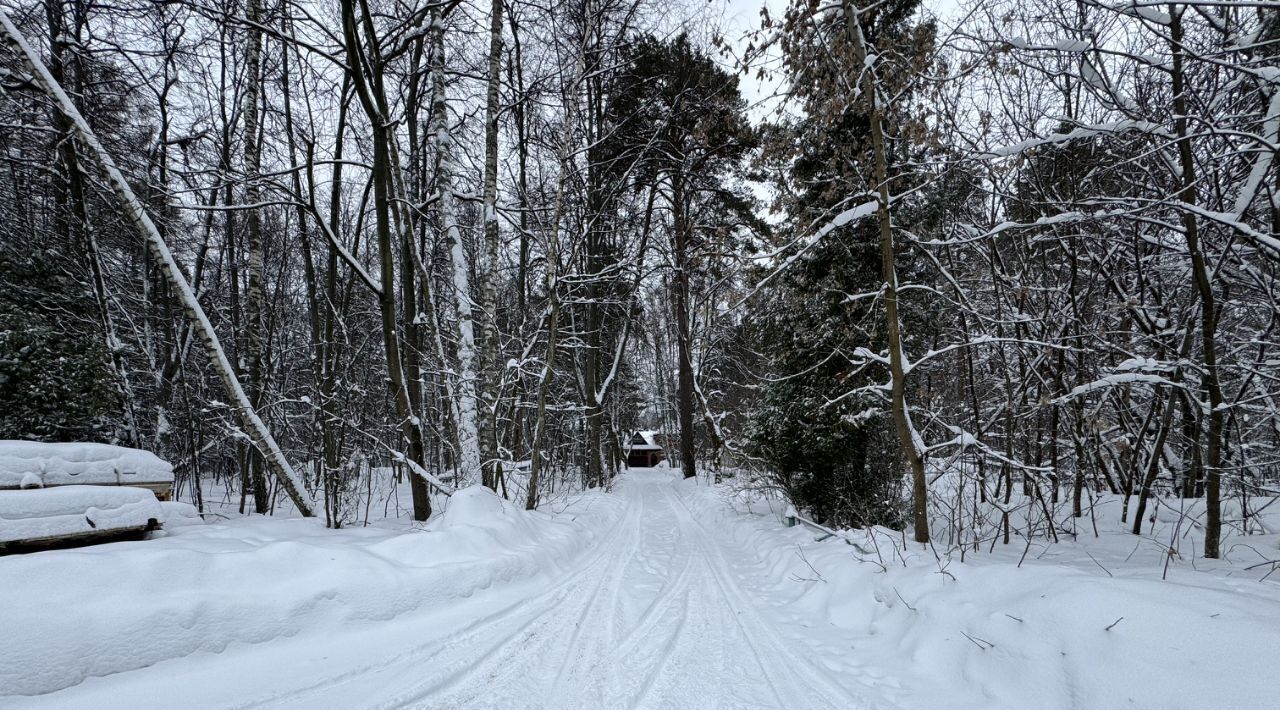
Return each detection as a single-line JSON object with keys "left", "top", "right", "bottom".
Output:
{"left": 627, "top": 431, "right": 663, "bottom": 451}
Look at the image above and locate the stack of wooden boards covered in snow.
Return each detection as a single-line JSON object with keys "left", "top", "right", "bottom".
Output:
{"left": 0, "top": 441, "right": 189, "bottom": 553}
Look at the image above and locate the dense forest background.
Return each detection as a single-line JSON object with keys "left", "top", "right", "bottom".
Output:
{"left": 1, "top": 0, "right": 1277, "bottom": 559}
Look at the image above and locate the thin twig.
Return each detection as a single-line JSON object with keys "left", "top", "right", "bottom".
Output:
{"left": 1083, "top": 549, "right": 1114, "bottom": 578}
{"left": 961, "top": 631, "right": 994, "bottom": 649}
{"left": 893, "top": 586, "right": 917, "bottom": 612}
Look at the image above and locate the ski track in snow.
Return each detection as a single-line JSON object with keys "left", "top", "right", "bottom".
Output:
{"left": 7, "top": 469, "right": 882, "bottom": 710}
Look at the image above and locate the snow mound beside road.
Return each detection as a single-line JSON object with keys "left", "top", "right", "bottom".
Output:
{"left": 435, "top": 485, "right": 512, "bottom": 529}
{"left": 678, "top": 478, "right": 1280, "bottom": 710}
{"left": 0, "top": 487, "right": 622, "bottom": 697}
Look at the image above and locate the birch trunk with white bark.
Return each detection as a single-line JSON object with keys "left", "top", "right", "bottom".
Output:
{"left": 428, "top": 10, "right": 483, "bottom": 486}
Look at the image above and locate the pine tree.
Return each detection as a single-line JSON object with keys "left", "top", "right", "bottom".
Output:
{"left": 0, "top": 244, "right": 119, "bottom": 441}
{"left": 608, "top": 33, "right": 756, "bottom": 478}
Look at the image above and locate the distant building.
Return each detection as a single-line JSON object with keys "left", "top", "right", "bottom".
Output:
{"left": 626, "top": 431, "right": 665, "bottom": 468}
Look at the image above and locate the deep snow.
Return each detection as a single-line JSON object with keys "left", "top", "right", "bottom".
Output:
{"left": 1, "top": 469, "right": 1277, "bottom": 709}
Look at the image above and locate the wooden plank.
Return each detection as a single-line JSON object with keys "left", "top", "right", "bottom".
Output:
{"left": 0, "top": 521, "right": 158, "bottom": 555}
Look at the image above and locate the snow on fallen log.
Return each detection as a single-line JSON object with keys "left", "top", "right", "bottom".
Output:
{"left": 0, "top": 441, "right": 173, "bottom": 490}
{"left": 0, "top": 486, "right": 163, "bottom": 545}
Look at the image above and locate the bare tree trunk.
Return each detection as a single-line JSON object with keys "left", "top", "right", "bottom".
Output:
{"left": 428, "top": 10, "right": 484, "bottom": 486}
{"left": 242, "top": 0, "right": 271, "bottom": 513}
{"left": 1170, "top": 8, "right": 1223, "bottom": 558}
{"left": 281, "top": 30, "right": 341, "bottom": 524}
{"left": 526, "top": 50, "right": 582, "bottom": 509}
{"left": 509, "top": 18, "right": 531, "bottom": 318}
{"left": 672, "top": 177, "right": 697, "bottom": 480}
{"left": 339, "top": 0, "right": 431, "bottom": 520}
{"left": 479, "top": 0, "right": 505, "bottom": 490}
{"left": 843, "top": 1, "right": 929, "bottom": 543}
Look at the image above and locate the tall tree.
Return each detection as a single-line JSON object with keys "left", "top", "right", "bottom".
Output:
{"left": 610, "top": 33, "right": 755, "bottom": 479}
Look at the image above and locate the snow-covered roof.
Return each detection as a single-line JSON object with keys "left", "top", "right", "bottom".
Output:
{"left": 0, "top": 441, "right": 174, "bottom": 490}
{"left": 628, "top": 431, "right": 663, "bottom": 451}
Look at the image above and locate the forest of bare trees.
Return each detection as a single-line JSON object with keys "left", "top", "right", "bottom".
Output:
{"left": 1, "top": 0, "right": 1277, "bottom": 563}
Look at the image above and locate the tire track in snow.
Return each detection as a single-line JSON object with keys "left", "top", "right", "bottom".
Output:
{"left": 227, "top": 489, "right": 647, "bottom": 710}
{"left": 413, "top": 473, "right": 704, "bottom": 710}
{"left": 663, "top": 483, "right": 876, "bottom": 710}
{"left": 555, "top": 478, "right": 702, "bottom": 707}
{"left": 382, "top": 477, "right": 658, "bottom": 709}
{"left": 15, "top": 471, "right": 893, "bottom": 710}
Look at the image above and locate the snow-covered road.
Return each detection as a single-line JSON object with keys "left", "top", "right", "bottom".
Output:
{"left": 8, "top": 469, "right": 873, "bottom": 710}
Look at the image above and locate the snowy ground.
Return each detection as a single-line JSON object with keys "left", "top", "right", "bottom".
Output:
{"left": 2, "top": 468, "right": 1278, "bottom": 709}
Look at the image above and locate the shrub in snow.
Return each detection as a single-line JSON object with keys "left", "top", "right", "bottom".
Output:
{"left": 0, "top": 272, "right": 120, "bottom": 442}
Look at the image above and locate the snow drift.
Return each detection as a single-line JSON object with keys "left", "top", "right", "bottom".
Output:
{"left": 676, "top": 478, "right": 1280, "bottom": 710}
{"left": 0, "top": 486, "right": 621, "bottom": 697}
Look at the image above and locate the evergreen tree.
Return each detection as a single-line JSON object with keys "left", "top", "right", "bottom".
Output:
{"left": 0, "top": 16, "right": 135, "bottom": 443}
{"left": 608, "top": 33, "right": 758, "bottom": 476}
{"left": 747, "top": 0, "right": 935, "bottom": 527}
{"left": 0, "top": 240, "right": 119, "bottom": 441}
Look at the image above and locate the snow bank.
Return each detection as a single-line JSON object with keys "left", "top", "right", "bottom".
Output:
{"left": 0, "top": 486, "right": 162, "bottom": 544}
{"left": 435, "top": 485, "right": 511, "bottom": 529}
{"left": 677, "top": 479, "right": 1280, "bottom": 710}
{"left": 157, "top": 501, "right": 203, "bottom": 528}
{"left": 0, "top": 441, "right": 173, "bottom": 488}
{"left": 0, "top": 487, "right": 622, "bottom": 697}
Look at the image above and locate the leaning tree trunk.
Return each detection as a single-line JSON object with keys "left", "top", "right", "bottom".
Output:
{"left": 0, "top": 10, "right": 316, "bottom": 517}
